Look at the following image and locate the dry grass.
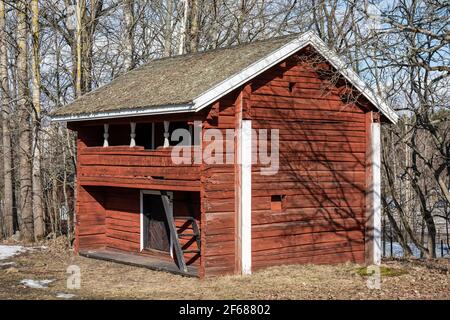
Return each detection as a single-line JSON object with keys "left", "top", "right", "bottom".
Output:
{"left": 0, "top": 238, "right": 449, "bottom": 300}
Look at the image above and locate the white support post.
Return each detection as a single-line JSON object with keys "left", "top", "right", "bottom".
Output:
{"left": 130, "top": 122, "right": 136, "bottom": 147}
{"left": 163, "top": 121, "right": 170, "bottom": 148}
{"left": 371, "top": 122, "right": 381, "bottom": 265}
{"left": 241, "top": 120, "right": 252, "bottom": 275}
{"left": 103, "top": 124, "right": 109, "bottom": 147}
{"left": 139, "top": 190, "right": 144, "bottom": 251}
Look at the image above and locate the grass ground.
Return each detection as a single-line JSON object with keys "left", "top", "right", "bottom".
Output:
{"left": 0, "top": 237, "right": 448, "bottom": 300}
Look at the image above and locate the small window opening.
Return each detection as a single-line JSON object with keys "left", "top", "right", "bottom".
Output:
{"left": 134, "top": 121, "right": 198, "bottom": 150}
{"left": 169, "top": 121, "right": 191, "bottom": 146}
{"left": 288, "top": 82, "right": 295, "bottom": 93}
{"left": 271, "top": 195, "right": 285, "bottom": 212}
{"left": 135, "top": 123, "right": 154, "bottom": 149}
{"left": 108, "top": 124, "right": 131, "bottom": 146}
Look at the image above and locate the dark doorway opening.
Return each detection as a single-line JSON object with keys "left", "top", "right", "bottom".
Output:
{"left": 142, "top": 193, "right": 171, "bottom": 252}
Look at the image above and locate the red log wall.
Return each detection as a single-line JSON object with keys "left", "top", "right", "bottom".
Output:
{"left": 248, "top": 51, "right": 367, "bottom": 270}
{"left": 200, "top": 94, "right": 239, "bottom": 277}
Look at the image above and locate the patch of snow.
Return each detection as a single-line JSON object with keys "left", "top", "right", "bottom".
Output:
{"left": 20, "top": 279, "right": 55, "bottom": 289}
{"left": 0, "top": 245, "right": 26, "bottom": 260}
{"left": 0, "top": 261, "right": 16, "bottom": 267}
{"left": 383, "top": 241, "right": 450, "bottom": 258}
{"left": 56, "top": 293, "right": 76, "bottom": 299}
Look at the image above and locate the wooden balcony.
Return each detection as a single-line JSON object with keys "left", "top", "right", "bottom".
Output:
{"left": 78, "top": 146, "right": 201, "bottom": 191}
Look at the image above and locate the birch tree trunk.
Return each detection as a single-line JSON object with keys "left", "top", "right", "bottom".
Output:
{"left": 31, "top": 0, "right": 44, "bottom": 240}
{"left": 75, "top": 0, "right": 86, "bottom": 97}
{"left": 123, "top": 0, "right": 135, "bottom": 71}
{"left": 179, "top": 0, "right": 189, "bottom": 55}
{"left": 0, "top": 0, "right": 13, "bottom": 238}
{"left": 17, "top": 0, "right": 34, "bottom": 241}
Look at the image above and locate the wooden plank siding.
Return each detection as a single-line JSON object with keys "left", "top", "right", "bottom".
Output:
{"left": 75, "top": 186, "right": 107, "bottom": 250}
{"left": 247, "top": 52, "right": 367, "bottom": 271}
{"left": 201, "top": 94, "right": 239, "bottom": 277}
{"left": 77, "top": 146, "right": 201, "bottom": 191}
{"left": 76, "top": 186, "right": 201, "bottom": 267}
{"left": 104, "top": 188, "right": 141, "bottom": 252}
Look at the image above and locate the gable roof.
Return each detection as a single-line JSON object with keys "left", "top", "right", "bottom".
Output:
{"left": 51, "top": 31, "right": 398, "bottom": 124}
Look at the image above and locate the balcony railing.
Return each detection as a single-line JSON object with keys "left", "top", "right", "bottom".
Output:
{"left": 78, "top": 145, "right": 201, "bottom": 191}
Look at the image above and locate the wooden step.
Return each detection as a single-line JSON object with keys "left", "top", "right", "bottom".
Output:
{"left": 178, "top": 233, "right": 196, "bottom": 237}
{"left": 183, "top": 249, "right": 200, "bottom": 254}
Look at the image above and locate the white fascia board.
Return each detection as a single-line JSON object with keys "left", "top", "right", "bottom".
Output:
{"left": 50, "top": 103, "right": 195, "bottom": 122}
{"left": 193, "top": 31, "right": 398, "bottom": 124}
{"left": 192, "top": 32, "right": 312, "bottom": 112}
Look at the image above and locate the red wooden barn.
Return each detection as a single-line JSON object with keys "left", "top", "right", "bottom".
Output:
{"left": 52, "top": 32, "right": 398, "bottom": 277}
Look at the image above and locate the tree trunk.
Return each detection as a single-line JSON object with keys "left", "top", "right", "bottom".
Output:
{"left": 382, "top": 140, "right": 428, "bottom": 256}
{"left": 75, "top": 0, "right": 85, "bottom": 97}
{"left": 31, "top": 0, "right": 44, "bottom": 240}
{"left": 235, "top": 0, "right": 246, "bottom": 44}
{"left": 382, "top": 196, "right": 413, "bottom": 256}
{"left": 163, "top": 0, "right": 174, "bottom": 57}
{"left": 17, "top": 0, "right": 34, "bottom": 242}
{"left": 0, "top": 0, "right": 14, "bottom": 238}
{"left": 76, "top": 0, "right": 103, "bottom": 95}
{"left": 411, "top": 132, "right": 436, "bottom": 258}
{"left": 123, "top": 0, "right": 135, "bottom": 71}
{"left": 179, "top": 0, "right": 189, "bottom": 55}
{"left": 188, "top": 0, "right": 199, "bottom": 53}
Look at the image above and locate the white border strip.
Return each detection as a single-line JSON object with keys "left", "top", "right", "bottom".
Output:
{"left": 371, "top": 122, "right": 382, "bottom": 265}
{"left": 241, "top": 120, "right": 252, "bottom": 275}
{"left": 139, "top": 190, "right": 144, "bottom": 251}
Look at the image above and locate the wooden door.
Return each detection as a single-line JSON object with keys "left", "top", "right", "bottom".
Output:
{"left": 143, "top": 194, "right": 170, "bottom": 252}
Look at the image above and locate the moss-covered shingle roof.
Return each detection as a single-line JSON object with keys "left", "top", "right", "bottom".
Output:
{"left": 52, "top": 34, "right": 299, "bottom": 118}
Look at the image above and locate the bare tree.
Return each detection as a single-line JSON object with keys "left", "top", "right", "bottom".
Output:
{"left": 17, "top": 0, "right": 34, "bottom": 241}
{"left": 123, "top": 0, "right": 135, "bottom": 71}
{"left": 0, "top": 0, "right": 13, "bottom": 238}
{"left": 365, "top": 0, "right": 449, "bottom": 257}
{"left": 31, "top": 0, "right": 44, "bottom": 240}
{"left": 179, "top": 0, "right": 188, "bottom": 54}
